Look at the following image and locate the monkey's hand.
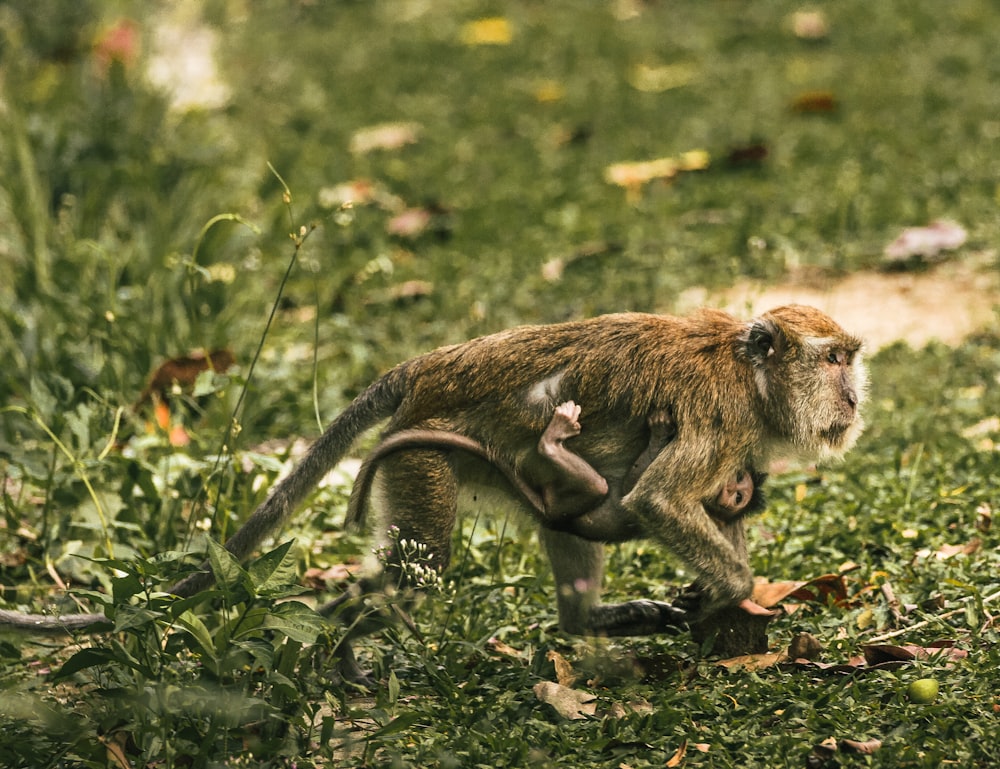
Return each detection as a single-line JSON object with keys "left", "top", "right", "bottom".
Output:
{"left": 676, "top": 583, "right": 777, "bottom": 620}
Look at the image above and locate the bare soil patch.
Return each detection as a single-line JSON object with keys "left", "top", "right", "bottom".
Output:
{"left": 681, "top": 253, "right": 999, "bottom": 350}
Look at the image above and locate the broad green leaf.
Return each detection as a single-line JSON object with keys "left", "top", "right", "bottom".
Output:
{"left": 112, "top": 605, "right": 161, "bottom": 632}
{"left": 207, "top": 538, "right": 248, "bottom": 594}
{"left": 247, "top": 540, "right": 298, "bottom": 594}
{"left": 175, "top": 610, "right": 219, "bottom": 662}
{"left": 111, "top": 572, "right": 143, "bottom": 603}
{"left": 260, "top": 601, "right": 325, "bottom": 645}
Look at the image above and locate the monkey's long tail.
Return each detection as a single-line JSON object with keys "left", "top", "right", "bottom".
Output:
{"left": 169, "top": 366, "right": 409, "bottom": 597}
{"left": 344, "top": 429, "right": 546, "bottom": 531}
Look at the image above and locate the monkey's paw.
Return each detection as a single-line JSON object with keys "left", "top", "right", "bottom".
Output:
{"left": 551, "top": 401, "right": 583, "bottom": 435}
{"left": 587, "top": 599, "right": 689, "bottom": 636}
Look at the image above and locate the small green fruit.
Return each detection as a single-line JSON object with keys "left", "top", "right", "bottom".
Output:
{"left": 907, "top": 678, "right": 939, "bottom": 704}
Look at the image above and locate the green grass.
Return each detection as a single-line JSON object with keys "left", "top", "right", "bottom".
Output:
{"left": 1, "top": 0, "right": 999, "bottom": 766}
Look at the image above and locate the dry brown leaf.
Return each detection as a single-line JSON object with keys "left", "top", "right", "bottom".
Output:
{"left": 487, "top": 638, "right": 523, "bottom": 658}
{"left": 840, "top": 738, "right": 883, "bottom": 754}
{"left": 303, "top": 563, "right": 362, "bottom": 589}
{"left": 884, "top": 220, "right": 966, "bottom": 262}
{"left": 546, "top": 649, "right": 578, "bottom": 687}
{"left": 788, "top": 632, "right": 824, "bottom": 660}
{"left": 386, "top": 208, "right": 433, "bottom": 238}
{"left": 533, "top": 681, "right": 596, "bottom": 720}
{"left": 791, "top": 90, "right": 838, "bottom": 113}
{"left": 137, "top": 349, "right": 235, "bottom": 406}
{"left": 349, "top": 122, "right": 421, "bottom": 154}
{"left": 716, "top": 651, "right": 788, "bottom": 671}
{"left": 666, "top": 739, "right": 688, "bottom": 767}
{"left": 751, "top": 573, "right": 848, "bottom": 610}
{"left": 791, "top": 10, "right": 829, "bottom": 40}
{"left": 915, "top": 539, "right": 981, "bottom": 560}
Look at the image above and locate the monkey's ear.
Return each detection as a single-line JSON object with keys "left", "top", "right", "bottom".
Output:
{"left": 743, "top": 319, "right": 786, "bottom": 365}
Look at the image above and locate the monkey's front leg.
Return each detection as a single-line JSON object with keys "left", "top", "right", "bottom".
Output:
{"left": 539, "top": 528, "right": 687, "bottom": 636}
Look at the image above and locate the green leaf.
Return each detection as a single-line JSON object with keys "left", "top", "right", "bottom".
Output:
{"left": 112, "top": 605, "right": 162, "bottom": 632}
{"left": 175, "top": 610, "right": 219, "bottom": 662}
{"left": 207, "top": 538, "right": 248, "bottom": 595}
{"left": 247, "top": 540, "right": 298, "bottom": 595}
{"left": 260, "top": 601, "right": 326, "bottom": 645}
{"left": 111, "top": 572, "right": 143, "bottom": 604}
{"left": 367, "top": 712, "right": 423, "bottom": 741}
{"left": 52, "top": 643, "right": 148, "bottom": 680}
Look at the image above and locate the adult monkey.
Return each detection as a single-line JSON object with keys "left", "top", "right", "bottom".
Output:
{"left": 0, "top": 305, "right": 865, "bottom": 642}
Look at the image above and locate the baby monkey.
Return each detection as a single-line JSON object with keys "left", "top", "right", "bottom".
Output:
{"left": 532, "top": 401, "right": 765, "bottom": 541}
{"left": 346, "top": 400, "right": 766, "bottom": 543}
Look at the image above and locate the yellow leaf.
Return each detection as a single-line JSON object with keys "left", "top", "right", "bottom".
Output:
{"left": 629, "top": 62, "right": 697, "bottom": 92}
{"left": 461, "top": 17, "right": 512, "bottom": 46}
{"left": 679, "top": 149, "right": 710, "bottom": 171}
{"left": 534, "top": 80, "right": 566, "bottom": 103}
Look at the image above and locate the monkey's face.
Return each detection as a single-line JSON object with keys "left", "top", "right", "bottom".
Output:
{"left": 747, "top": 306, "right": 867, "bottom": 459}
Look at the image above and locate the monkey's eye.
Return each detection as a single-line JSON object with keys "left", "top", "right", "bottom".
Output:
{"left": 827, "top": 351, "right": 842, "bottom": 365}
{"left": 735, "top": 492, "right": 744, "bottom": 505}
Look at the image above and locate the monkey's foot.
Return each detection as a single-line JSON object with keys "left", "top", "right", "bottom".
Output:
{"left": 586, "top": 599, "right": 688, "bottom": 637}
{"left": 548, "top": 401, "right": 583, "bottom": 438}
{"left": 646, "top": 410, "right": 677, "bottom": 451}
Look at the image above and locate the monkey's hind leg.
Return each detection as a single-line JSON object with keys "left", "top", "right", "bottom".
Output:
{"left": 322, "top": 448, "right": 458, "bottom": 684}
{"left": 539, "top": 528, "right": 687, "bottom": 637}
{"left": 535, "top": 401, "right": 609, "bottom": 520}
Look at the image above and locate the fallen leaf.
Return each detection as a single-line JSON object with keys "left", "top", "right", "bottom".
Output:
{"left": 487, "top": 638, "right": 523, "bottom": 658}
{"left": 137, "top": 349, "right": 235, "bottom": 406}
{"left": 717, "top": 651, "right": 788, "bottom": 671}
{"left": 546, "top": 649, "right": 578, "bottom": 687}
{"left": 975, "top": 503, "right": 992, "bottom": 532}
{"left": 533, "top": 681, "right": 597, "bottom": 720}
{"left": 534, "top": 80, "right": 565, "bottom": 103}
{"left": 318, "top": 179, "right": 378, "bottom": 209}
{"left": 883, "top": 220, "right": 966, "bottom": 263}
{"left": 629, "top": 62, "right": 697, "bottom": 92}
{"left": 349, "top": 122, "right": 421, "bottom": 154}
{"left": 386, "top": 208, "right": 432, "bottom": 238}
{"left": 840, "top": 738, "right": 882, "bottom": 755}
{"left": 788, "top": 632, "right": 824, "bottom": 660}
{"left": 604, "top": 150, "right": 710, "bottom": 200}
{"left": 915, "top": 539, "right": 981, "bottom": 560}
{"left": 791, "top": 10, "right": 830, "bottom": 40}
{"left": 461, "top": 17, "right": 512, "bottom": 46}
{"left": 751, "top": 574, "right": 849, "bottom": 609}
{"left": 862, "top": 643, "right": 968, "bottom": 666}
{"left": 791, "top": 90, "right": 838, "bottom": 113}
{"left": 303, "top": 563, "right": 362, "bottom": 588}
{"left": 666, "top": 740, "right": 688, "bottom": 767}
{"left": 963, "top": 416, "right": 1000, "bottom": 438}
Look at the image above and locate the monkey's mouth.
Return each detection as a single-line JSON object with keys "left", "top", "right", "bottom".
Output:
{"left": 820, "top": 421, "right": 852, "bottom": 445}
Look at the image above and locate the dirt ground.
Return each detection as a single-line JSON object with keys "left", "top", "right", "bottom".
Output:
{"left": 680, "top": 252, "right": 999, "bottom": 350}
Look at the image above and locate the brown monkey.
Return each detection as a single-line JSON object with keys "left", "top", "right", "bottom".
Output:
{"left": 324, "top": 305, "right": 864, "bottom": 645}
{"left": 0, "top": 305, "right": 864, "bottom": 647}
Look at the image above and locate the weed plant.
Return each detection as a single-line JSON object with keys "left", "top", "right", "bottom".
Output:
{"left": 0, "top": 1, "right": 998, "bottom": 767}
